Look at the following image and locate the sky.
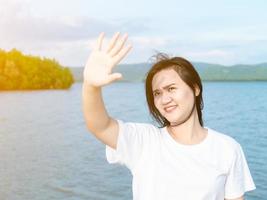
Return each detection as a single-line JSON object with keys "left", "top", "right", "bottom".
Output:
{"left": 1, "top": 0, "right": 267, "bottom": 66}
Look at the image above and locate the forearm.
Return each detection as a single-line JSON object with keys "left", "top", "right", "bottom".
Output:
{"left": 82, "top": 32, "right": 130, "bottom": 137}
{"left": 82, "top": 82, "right": 111, "bottom": 135}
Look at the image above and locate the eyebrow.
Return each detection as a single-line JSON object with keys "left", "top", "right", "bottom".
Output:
{"left": 153, "top": 83, "right": 176, "bottom": 93}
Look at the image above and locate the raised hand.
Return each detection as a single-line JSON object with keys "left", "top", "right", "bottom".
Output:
{"left": 83, "top": 32, "right": 132, "bottom": 87}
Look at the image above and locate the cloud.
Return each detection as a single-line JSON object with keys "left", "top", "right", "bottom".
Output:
{"left": 0, "top": 0, "right": 152, "bottom": 66}
{"left": 184, "top": 50, "right": 235, "bottom": 64}
{"left": 132, "top": 36, "right": 167, "bottom": 47}
{"left": 0, "top": 0, "right": 151, "bottom": 43}
{"left": 0, "top": 13, "right": 114, "bottom": 43}
{"left": 1, "top": 0, "right": 266, "bottom": 66}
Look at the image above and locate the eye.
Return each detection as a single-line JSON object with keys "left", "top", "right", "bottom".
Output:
{"left": 154, "top": 91, "right": 160, "bottom": 97}
{"left": 168, "top": 87, "right": 176, "bottom": 91}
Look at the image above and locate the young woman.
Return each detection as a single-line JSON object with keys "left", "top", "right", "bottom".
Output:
{"left": 82, "top": 32, "right": 256, "bottom": 200}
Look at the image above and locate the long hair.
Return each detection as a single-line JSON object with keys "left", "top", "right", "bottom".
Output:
{"left": 145, "top": 53, "right": 204, "bottom": 128}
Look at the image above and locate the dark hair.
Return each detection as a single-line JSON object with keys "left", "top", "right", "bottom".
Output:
{"left": 145, "top": 53, "right": 204, "bottom": 128}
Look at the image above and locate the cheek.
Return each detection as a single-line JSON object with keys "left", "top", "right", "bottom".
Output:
{"left": 153, "top": 98, "right": 160, "bottom": 109}
{"left": 153, "top": 97, "right": 164, "bottom": 113}
{"left": 179, "top": 90, "right": 195, "bottom": 104}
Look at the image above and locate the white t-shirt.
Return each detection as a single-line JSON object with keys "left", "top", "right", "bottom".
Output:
{"left": 106, "top": 119, "right": 256, "bottom": 200}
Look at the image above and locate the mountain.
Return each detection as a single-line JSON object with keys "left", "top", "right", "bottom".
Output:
{"left": 70, "top": 62, "right": 267, "bottom": 82}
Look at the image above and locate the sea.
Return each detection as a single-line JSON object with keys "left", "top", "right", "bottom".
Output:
{"left": 0, "top": 82, "right": 266, "bottom": 200}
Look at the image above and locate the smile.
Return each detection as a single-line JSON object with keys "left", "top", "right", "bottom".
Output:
{"left": 164, "top": 105, "right": 177, "bottom": 112}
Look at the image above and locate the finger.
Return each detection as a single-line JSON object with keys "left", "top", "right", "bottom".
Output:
{"left": 106, "top": 32, "right": 120, "bottom": 53}
{"left": 112, "top": 44, "right": 132, "bottom": 66}
{"left": 109, "top": 33, "right": 128, "bottom": 57}
{"left": 94, "top": 32, "right": 105, "bottom": 51}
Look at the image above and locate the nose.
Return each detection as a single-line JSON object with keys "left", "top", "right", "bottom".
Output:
{"left": 161, "top": 93, "right": 172, "bottom": 105}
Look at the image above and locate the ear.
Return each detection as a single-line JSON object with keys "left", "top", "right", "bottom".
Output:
{"left": 194, "top": 85, "right": 200, "bottom": 96}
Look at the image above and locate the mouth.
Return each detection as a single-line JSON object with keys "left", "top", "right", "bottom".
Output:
{"left": 164, "top": 105, "right": 177, "bottom": 113}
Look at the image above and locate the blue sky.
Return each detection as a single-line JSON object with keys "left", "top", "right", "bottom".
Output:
{"left": 1, "top": 0, "right": 267, "bottom": 66}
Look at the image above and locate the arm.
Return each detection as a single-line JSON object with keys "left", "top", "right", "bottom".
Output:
{"left": 225, "top": 195, "right": 244, "bottom": 200}
{"left": 82, "top": 84, "right": 119, "bottom": 149}
{"left": 82, "top": 32, "right": 132, "bottom": 149}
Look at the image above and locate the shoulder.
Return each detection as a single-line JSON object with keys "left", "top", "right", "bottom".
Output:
{"left": 115, "top": 119, "right": 162, "bottom": 150}
{"left": 208, "top": 127, "right": 240, "bottom": 147}
{"left": 117, "top": 119, "right": 159, "bottom": 130}
{"left": 207, "top": 127, "right": 242, "bottom": 157}
{"left": 207, "top": 128, "right": 245, "bottom": 169}
{"left": 117, "top": 119, "right": 161, "bottom": 137}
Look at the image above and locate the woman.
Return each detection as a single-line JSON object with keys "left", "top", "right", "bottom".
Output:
{"left": 82, "top": 32, "right": 256, "bottom": 200}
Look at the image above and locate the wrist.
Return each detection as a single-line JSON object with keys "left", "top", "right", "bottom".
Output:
{"left": 83, "top": 81, "right": 101, "bottom": 91}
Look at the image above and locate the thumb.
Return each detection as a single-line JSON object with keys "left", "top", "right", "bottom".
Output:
{"left": 107, "top": 73, "right": 122, "bottom": 83}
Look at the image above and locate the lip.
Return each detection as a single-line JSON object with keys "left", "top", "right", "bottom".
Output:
{"left": 164, "top": 105, "right": 177, "bottom": 112}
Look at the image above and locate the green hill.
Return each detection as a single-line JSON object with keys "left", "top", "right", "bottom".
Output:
{"left": 71, "top": 62, "right": 267, "bottom": 82}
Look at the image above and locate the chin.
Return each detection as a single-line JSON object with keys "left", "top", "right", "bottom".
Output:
{"left": 165, "top": 113, "right": 189, "bottom": 125}
{"left": 164, "top": 113, "right": 183, "bottom": 122}
{"left": 166, "top": 117, "right": 182, "bottom": 124}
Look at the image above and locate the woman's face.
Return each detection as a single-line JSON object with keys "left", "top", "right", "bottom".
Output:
{"left": 152, "top": 68, "right": 198, "bottom": 125}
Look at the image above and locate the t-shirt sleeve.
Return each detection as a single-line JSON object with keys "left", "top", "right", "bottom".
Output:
{"left": 105, "top": 119, "right": 157, "bottom": 173}
{"left": 224, "top": 142, "right": 256, "bottom": 199}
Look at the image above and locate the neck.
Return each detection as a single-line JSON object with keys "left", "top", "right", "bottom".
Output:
{"left": 167, "top": 109, "right": 207, "bottom": 145}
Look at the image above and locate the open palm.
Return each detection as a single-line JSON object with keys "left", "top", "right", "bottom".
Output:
{"left": 83, "top": 32, "right": 132, "bottom": 87}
